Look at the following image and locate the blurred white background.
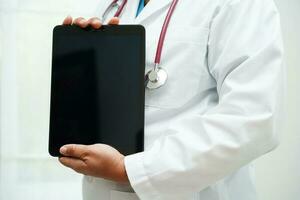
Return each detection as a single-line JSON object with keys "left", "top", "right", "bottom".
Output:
{"left": 0, "top": 0, "right": 299, "bottom": 199}
{"left": 254, "top": 0, "right": 300, "bottom": 199}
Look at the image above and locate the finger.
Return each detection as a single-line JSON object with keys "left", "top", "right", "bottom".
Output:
{"left": 108, "top": 17, "right": 120, "bottom": 25}
{"left": 88, "top": 17, "right": 102, "bottom": 29}
{"left": 63, "top": 15, "right": 73, "bottom": 25}
{"left": 59, "top": 157, "right": 87, "bottom": 174}
{"left": 73, "top": 17, "right": 89, "bottom": 28}
{"left": 60, "top": 144, "right": 89, "bottom": 158}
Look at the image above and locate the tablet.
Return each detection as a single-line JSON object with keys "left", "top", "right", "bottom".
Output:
{"left": 49, "top": 25, "right": 145, "bottom": 157}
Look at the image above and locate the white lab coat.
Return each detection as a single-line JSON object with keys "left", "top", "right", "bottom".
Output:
{"left": 82, "top": 0, "right": 285, "bottom": 199}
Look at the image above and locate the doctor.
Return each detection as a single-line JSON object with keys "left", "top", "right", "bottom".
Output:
{"left": 58, "top": 0, "right": 285, "bottom": 199}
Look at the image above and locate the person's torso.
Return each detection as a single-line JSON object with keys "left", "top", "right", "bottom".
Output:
{"left": 82, "top": 0, "right": 258, "bottom": 199}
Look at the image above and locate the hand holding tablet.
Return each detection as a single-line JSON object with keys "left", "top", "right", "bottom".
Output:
{"left": 62, "top": 15, "right": 120, "bottom": 29}
{"left": 59, "top": 143, "right": 129, "bottom": 183}
{"left": 49, "top": 22, "right": 145, "bottom": 157}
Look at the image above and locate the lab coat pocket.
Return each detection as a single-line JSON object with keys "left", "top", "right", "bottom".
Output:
{"left": 110, "top": 190, "right": 139, "bottom": 200}
{"left": 145, "top": 26, "right": 210, "bottom": 109}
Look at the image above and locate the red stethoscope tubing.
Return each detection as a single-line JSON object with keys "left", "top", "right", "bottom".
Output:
{"left": 113, "top": 0, "right": 128, "bottom": 18}
{"left": 154, "top": 0, "right": 179, "bottom": 66}
{"left": 105, "top": 0, "right": 179, "bottom": 68}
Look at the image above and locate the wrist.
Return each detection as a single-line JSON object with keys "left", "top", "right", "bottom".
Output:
{"left": 117, "top": 155, "right": 129, "bottom": 183}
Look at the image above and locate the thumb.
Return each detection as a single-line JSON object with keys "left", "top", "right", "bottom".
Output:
{"left": 60, "top": 144, "right": 88, "bottom": 158}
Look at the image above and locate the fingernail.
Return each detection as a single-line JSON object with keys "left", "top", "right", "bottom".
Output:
{"left": 92, "top": 19, "right": 100, "bottom": 23}
{"left": 92, "top": 20, "right": 101, "bottom": 27}
{"left": 60, "top": 146, "right": 67, "bottom": 154}
{"left": 79, "top": 19, "right": 86, "bottom": 25}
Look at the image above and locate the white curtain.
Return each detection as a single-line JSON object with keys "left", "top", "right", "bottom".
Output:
{"left": 0, "top": 0, "right": 103, "bottom": 199}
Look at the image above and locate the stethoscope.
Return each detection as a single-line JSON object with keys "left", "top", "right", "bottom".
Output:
{"left": 102, "top": 0, "right": 179, "bottom": 89}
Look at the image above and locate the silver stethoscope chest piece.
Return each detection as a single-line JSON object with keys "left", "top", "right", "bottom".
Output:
{"left": 102, "top": 0, "right": 179, "bottom": 90}
{"left": 146, "top": 67, "right": 168, "bottom": 90}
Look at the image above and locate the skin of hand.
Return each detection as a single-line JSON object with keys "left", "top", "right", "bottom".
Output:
{"left": 59, "top": 16, "right": 128, "bottom": 184}
{"left": 59, "top": 144, "right": 129, "bottom": 183}
{"left": 63, "top": 15, "right": 120, "bottom": 28}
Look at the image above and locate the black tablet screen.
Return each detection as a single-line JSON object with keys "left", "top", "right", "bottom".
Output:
{"left": 49, "top": 25, "right": 145, "bottom": 156}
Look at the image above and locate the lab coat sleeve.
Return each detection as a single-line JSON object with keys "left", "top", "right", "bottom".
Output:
{"left": 124, "top": 0, "right": 285, "bottom": 199}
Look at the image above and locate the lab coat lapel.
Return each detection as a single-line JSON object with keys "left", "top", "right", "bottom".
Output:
{"left": 135, "top": 0, "right": 172, "bottom": 24}
{"left": 119, "top": 0, "right": 139, "bottom": 23}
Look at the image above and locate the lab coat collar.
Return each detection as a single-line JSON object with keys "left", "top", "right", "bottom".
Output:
{"left": 134, "top": 0, "right": 172, "bottom": 24}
